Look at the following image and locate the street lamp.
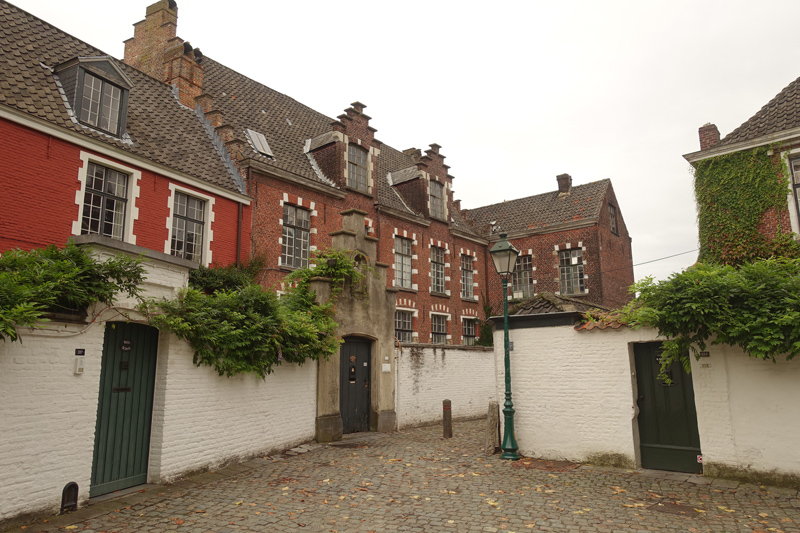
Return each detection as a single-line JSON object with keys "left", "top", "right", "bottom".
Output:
{"left": 489, "top": 232, "right": 521, "bottom": 461}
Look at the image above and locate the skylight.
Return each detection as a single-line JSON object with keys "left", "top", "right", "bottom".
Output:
{"left": 245, "top": 128, "right": 274, "bottom": 158}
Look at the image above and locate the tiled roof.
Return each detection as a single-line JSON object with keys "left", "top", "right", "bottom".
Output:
{"left": 510, "top": 292, "right": 608, "bottom": 316}
{"left": 719, "top": 75, "right": 800, "bottom": 146}
{"left": 463, "top": 180, "right": 610, "bottom": 234}
{"left": 0, "top": 1, "right": 242, "bottom": 193}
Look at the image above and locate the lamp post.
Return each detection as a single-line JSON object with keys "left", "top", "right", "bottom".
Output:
{"left": 489, "top": 232, "right": 521, "bottom": 461}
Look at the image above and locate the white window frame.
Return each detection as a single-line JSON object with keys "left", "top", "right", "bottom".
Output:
{"left": 782, "top": 149, "right": 800, "bottom": 235}
{"left": 165, "top": 183, "right": 215, "bottom": 266}
{"left": 394, "top": 236, "right": 413, "bottom": 289}
{"left": 431, "top": 313, "right": 448, "bottom": 345}
{"left": 429, "top": 180, "right": 445, "bottom": 219}
{"left": 72, "top": 151, "right": 141, "bottom": 244}
{"left": 395, "top": 310, "right": 414, "bottom": 343}
{"left": 558, "top": 248, "right": 585, "bottom": 295}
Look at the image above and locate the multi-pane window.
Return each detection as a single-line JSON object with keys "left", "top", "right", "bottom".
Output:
{"left": 281, "top": 204, "right": 310, "bottom": 268}
{"left": 790, "top": 159, "right": 800, "bottom": 223}
{"left": 395, "top": 311, "right": 413, "bottom": 343}
{"left": 609, "top": 204, "right": 618, "bottom": 235}
{"left": 462, "top": 319, "right": 477, "bottom": 346}
{"left": 80, "top": 72, "right": 122, "bottom": 135}
{"left": 559, "top": 249, "right": 585, "bottom": 295}
{"left": 460, "top": 255, "right": 474, "bottom": 298}
{"left": 429, "top": 181, "right": 445, "bottom": 219}
{"left": 394, "top": 237, "right": 412, "bottom": 289}
{"left": 431, "top": 246, "right": 445, "bottom": 293}
{"left": 512, "top": 255, "right": 534, "bottom": 298}
{"left": 81, "top": 162, "right": 128, "bottom": 240}
{"left": 170, "top": 192, "right": 205, "bottom": 263}
{"left": 431, "top": 314, "right": 447, "bottom": 344}
{"left": 347, "top": 144, "right": 369, "bottom": 192}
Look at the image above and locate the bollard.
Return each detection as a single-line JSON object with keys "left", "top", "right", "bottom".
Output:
{"left": 443, "top": 399, "right": 453, "bottom": 438}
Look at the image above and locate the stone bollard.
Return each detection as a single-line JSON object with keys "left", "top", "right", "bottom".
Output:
{"left": 443, "top": 399, "right": 453, "bottom": 439}
{"left": 485, "top": 401, "right": 500, "bottom": 454}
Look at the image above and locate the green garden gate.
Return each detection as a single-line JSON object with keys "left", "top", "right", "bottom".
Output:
{"left": 634, "top": 342, "right": 702, "bottom": 474}
{"left": 90, "top": 322, "right": 159, "bottom": 497}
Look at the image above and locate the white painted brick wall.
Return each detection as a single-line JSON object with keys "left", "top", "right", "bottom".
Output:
{"left": 396, "top": 344, "right": 496, "bottom": 428}
{"left": 689, "top": 343, "right": 800, "bottom": 476}
{"left": 149, "top": 333, "right": 317, "bottom": 482}
{"left": 0, "top": 251, "right": 317, "bottom": 523}
{"left": 0, "top": 325, "right": 105, "bottom": 521}
{"left": 498, "top": 324, "right": 800, "bottom": 479}
{"left": 495, "top": 325, "right": 655, "bottom": 464}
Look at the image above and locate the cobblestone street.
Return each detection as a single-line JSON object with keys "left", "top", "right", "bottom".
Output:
{"left": 10, "top": 419, "right": 800, "bottom": 533}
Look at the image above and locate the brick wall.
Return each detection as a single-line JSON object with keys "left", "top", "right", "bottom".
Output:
{"left": 0, "top": 118, "right": 248, "bottom": 266}
{"left": 396, "top": 343, "right": 495, "bottom": 428}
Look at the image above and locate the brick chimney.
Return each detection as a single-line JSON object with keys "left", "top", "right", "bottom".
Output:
{"left": 124, "top": 0, "right": 204, "bottom": 109}
{"left": 699, "top": 123, "right": 721, "bottom": 151}
{"left": 556, "top": 173, "right": 572, "bottom": 195}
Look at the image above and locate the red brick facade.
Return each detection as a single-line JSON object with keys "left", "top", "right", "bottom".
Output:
{"left": 0, "top": 117, "right": 251, "bottom": 266}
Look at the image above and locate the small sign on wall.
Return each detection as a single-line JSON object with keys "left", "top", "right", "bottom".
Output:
{"left": 382, "top": 364, "right": 391, "bottom": 373}
{"left": 697, "top": 454, "right": 703, "bottom": 463}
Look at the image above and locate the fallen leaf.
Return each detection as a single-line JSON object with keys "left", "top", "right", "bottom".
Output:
{"left": 235, "top": 501, "right": 243, "bottom": 505}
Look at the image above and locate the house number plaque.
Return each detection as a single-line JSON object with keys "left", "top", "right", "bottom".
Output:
{"left": 121, "top": 340, "right": 132, "bottom": 351}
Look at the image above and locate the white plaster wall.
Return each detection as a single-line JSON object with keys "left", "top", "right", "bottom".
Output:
{"left": 0, "top": 324, "right": 106, "bottom": 521}
{"left": 690, "top": 345, "right": 800, "bottom": 476}
{"left": 150, "top": 334, "right": 317, "bottom": 482}
{"left": 396, "top": 344, "right": 496, "bottom": 429}
{"left": 495, "top": 325, "right": 658, "bottom": 464}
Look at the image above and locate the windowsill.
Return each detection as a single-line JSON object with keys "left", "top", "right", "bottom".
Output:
{"left": 430, "top": 291, "right": 449, "bottom": 299}
{"left": 345, "top": 185, "right": 373, "bottom": 198}
{"left": 429, "top": 215, "right": 448, "bottom": 223}
{"left": 461, "top": 297, "right": 478, "bottom": 303}
{"left": 395, "top": 286, "right": 417, "bottom": 294}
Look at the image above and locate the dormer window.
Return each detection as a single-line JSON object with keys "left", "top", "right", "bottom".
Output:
{"left": 347, "top": 144, "right": 369, "bottom": 192}
{"left": 55, "top": 56, "right": 133, "bottom": 138}
{"left": 430, "top": 180, "right": 445, "bottom": 219}
{"left": 80, "top": 72, "right": 123, "bottom": 134}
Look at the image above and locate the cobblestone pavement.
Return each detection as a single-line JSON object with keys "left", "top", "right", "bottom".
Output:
{"left": 10, "top": 419, "right": 800, "bottom": 532}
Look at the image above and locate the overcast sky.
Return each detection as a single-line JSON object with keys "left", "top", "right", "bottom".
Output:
{"left": 11, "top": 0, "right": 800, "bottom": 282}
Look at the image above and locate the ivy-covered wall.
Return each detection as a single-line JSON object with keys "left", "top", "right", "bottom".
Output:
{"left": 694, "top": 145, "right": 800, "bottom": 265}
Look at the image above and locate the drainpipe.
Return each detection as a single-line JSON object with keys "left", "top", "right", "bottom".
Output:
{"left": 236, "top": 202, "right": 243, "bottom": 267}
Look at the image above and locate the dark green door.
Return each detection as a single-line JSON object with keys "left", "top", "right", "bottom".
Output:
{"left": 91, "top": 322, "right": 159, "bottom": 497}
{"left": 634, "top": 342, "right": 702, "bottom": 473}
{"left": 340, "top": 338, "right": 371, "bottom": 434}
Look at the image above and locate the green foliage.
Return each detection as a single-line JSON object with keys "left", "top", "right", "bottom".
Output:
{"left": 694, "top": 145, "right": 800, "bottom": 265}
{"left": 0, "top": 243, "right": 145, "bottom": 341}
{"left": 474, "top": 291, "right": 495, "bottom": 347}
{"left": 141, "top": 249, "right": 366, "bottom": 378}
{"left": 618, "top": 259, "right": 800, "bottom": 377}
{"left": 283, "top": 248, "right": 372, "bottom": 300}
{"left": 189, "top": 257, "right": 265, "bottom": 293}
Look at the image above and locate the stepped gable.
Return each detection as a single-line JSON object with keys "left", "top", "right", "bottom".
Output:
{"left": 0, "top": 1, "right": 240, "bottom": 193}
{"left": 463, "top": 179, "right": 610, "bottom": 233}
{"left": 719, "top": 75, "right": 800, "bottom": 146}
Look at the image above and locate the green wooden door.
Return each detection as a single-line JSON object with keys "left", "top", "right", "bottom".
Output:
{"left": 340, "top": 338, "right": 371, "bottom": 434}
{"left": 634, "top": 342, "right": 702, "bottom": 473}
{"left": 91, "top": 322, "right": 159, "bottom": 497}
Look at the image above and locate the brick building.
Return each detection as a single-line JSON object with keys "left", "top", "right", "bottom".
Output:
{"left": 121, "top": 0, "right": 635, "bottom": 346}
{"left": 684, "top": 77, "right": 800, "bottom": 245}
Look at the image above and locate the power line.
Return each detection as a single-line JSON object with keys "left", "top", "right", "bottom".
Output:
{"left": 602, "top": 249, "right": 698, "bottom": 274}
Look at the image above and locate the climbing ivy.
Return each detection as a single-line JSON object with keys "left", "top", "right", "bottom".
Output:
{"left": 605, "top": 259, "right": 800, "bottom": 379}
{"left": 694, "top": 145, "right": 800, "bottom": 265}
{"left": 0, "top": 243, "right": 145, "bottom": 341}
{"left": 141, "top": 249, "right": 368, "bottom": 378}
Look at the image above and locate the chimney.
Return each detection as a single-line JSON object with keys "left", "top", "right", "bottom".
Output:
{"left": 556, "top": 173, "right": 572, "bottom": 195}
{"left": 403, "top": 148, "right": 422, "bottom": 162}
{"left": 699, "top": 123, "right": 721, "bottom": 151}
{"left": 124, "top": 1, "right": 204, "bottom": 108}
{"left": 123, "top": 0, "right": 178, "bottom": 79}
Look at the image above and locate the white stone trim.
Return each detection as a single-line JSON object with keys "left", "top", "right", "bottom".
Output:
{"left": 72, "top": 151, "right": 141, "bottom": 245}
{"left": 164, "top": 183, "right": 216, "bottom": 266}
